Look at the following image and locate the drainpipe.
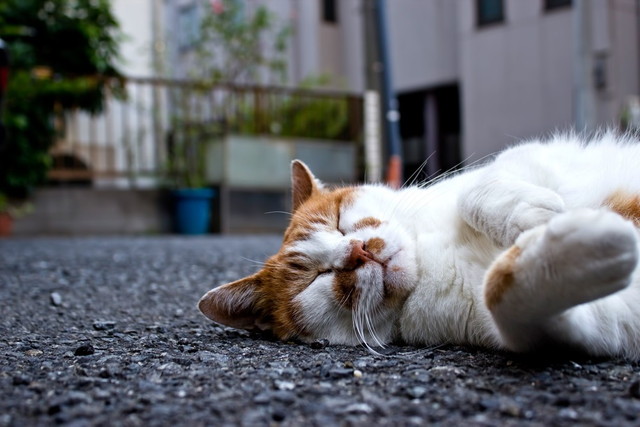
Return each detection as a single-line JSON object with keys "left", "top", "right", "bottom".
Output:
{"left": 374, "top": 0, "right": 403, "bottom": 188}
{"left": 363, "top": 0, "right": 382, "bottom": 182}
{"left": 637, "top": 0, "right": 640, "bottom": 99}
{"left": 573, "top": 0, "right": 595, "bottom": 132}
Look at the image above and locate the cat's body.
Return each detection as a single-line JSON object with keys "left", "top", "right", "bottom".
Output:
{"left": 199, "top": 133, "right": 640, "bottom": 359}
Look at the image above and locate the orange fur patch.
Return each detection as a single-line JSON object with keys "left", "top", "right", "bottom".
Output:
{"left": 354, "top": 216, "right": 382, "bottom": 230}
{"left": 283, "top": 188, "right": 355, "bottom": 244}
{"left": 366, "top": 237, "right": 386, "bottom": 255}
{"left": 604, "top": 190, "right": 640, "bottom": 226}
{"left": 333, "top": 270, "right": 359, "bottom": 309}
{"left": 485, "top": 246, "right": 522, "bottom": 311}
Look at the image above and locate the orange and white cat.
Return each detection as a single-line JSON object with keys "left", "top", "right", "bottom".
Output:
{"left": 199, "top": 133, "right": 640, "bottom": 358}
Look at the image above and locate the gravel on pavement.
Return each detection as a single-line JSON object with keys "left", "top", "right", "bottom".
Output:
{"left": 1, "top": 236, "right": 640, "bottom": 426}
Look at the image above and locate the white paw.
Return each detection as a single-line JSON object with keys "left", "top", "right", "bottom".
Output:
{"left": 524, "top": 209, "right": 638, "bottom": 298}
{"left": 501, "top": 191, "right": 565, "bottom": 246}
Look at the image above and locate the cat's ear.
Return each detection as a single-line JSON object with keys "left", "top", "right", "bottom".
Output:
{"left": 198, "top": 275, "right": 267, "bottom": 330}
{"left": 291, "top": 160, "right": 324, "bottom": 212}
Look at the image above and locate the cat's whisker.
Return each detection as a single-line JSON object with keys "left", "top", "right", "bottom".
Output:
{"left": 366, "top": 312, "right": 386, "bottom": 349}
{"left": 415, "top": 152, "right": 493, "bottom": 189}
{"left": 353, "top": 307, "right": 383, "bottom": 355}
{"left": 337, "top": 287, "right": 355, "bottom": 311}
{"left": 354, "top": 282, "right": 387, "bottom": 351}
{"left": 402, "top": 152, "right": 435, "bottom": 189}
{"left": 264, "top": 210, "right": 293, "bottom": 216}
{"left": 240, "top": 257, "right": 268, "bottom": 267}
{"left": 352, "top": 295, "right": 378, "bottom": 353}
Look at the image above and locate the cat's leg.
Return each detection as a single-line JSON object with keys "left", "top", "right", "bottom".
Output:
{"left": 460, "top": 178, "right": 565, "bottom": 247}
{"left": 484, "top": 208, "right": 638, "bottom": 353}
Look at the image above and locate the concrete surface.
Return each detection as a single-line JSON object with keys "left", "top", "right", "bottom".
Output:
{"left": 1, "top": 236, "right": 640, "bottom": 426}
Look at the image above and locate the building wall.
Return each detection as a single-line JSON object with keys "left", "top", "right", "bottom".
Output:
{"left": 458, "top": 0, "right": 575, "bottom": 161}
{"left": 388, "top": 0, "right": 459, "bottom": 92}
{"left": 309, "top": 0, "right": 459, "bottom": 92}
{"left": 339, "top": 0, "right": 366, "bottom": 91}
{"left": 603, "top": 0, "right": 639, "bottom": 124}
{"left": 459, "top": 0, "right": 640, "bottom": 161}
{"left": 112, "top": 0, "right": 157, "bottom": 77}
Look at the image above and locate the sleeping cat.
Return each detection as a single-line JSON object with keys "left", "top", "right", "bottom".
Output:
{"left": 199, "top": 133, "right": 640, "bottom": 359}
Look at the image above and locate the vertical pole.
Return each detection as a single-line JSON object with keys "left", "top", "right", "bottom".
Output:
{"left": 363, "top": 0, "right": 383, "bottom": 182}
{"left": 573, "top": 0, "right": 595, "bottom": 132}
{"left": 374, "top": 0, "right": 402, "bottom": 188}
{"left": 637, "top": 0, "right": 640, "bottom": 99}
{"left": 151, "top": 0, "right": 164, "bottom": 183}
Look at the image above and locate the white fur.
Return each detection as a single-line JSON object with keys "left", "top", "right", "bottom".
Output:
{"left": 295, "top": 133, "right": 640, "bottom": 358}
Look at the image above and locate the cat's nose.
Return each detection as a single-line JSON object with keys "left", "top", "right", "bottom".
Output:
{"left": 344, "top": 240, "right": 373, "bottom": 270}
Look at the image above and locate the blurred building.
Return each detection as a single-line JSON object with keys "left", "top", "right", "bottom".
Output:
{"left": 165, "top": 0, "right": 640, "bottom": 175}
{"left": 16, "top": 0, "right": 640, "bottom": 235}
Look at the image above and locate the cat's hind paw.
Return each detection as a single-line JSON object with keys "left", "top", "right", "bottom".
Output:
{"left": 538, "top": 208, "right": 638, "bottom": 287}
{"left": 486, "top": 209, "right": 638, "bottom": 319}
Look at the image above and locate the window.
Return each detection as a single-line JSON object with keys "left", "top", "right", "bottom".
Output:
{"left": 545, "top": 0, "right": 572, "bottom": 10}
{"left": 178, "top": 5, "right": 199, "bottom": 50}
{"left": 477, "top": 0, "right": 504, "bottom": 27}
{"left": 322, "top": 0, "right": 338, "bottom": 24}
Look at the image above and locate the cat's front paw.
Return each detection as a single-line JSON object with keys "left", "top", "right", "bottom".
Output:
{"left": 501, "top": 193, "right": 565, "bottom": 246}
{"left": 460, "top": 180, "right": 565, "bottom": 248}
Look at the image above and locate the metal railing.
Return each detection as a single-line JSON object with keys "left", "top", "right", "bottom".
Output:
{"left": 48, "top": 76, "right": 363, "bottom": 188}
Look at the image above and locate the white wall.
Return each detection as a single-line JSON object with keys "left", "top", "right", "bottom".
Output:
{"left": 388, "top": 0, "right": 459, "bottom": 92}
{"left": 458, "top": 0, "right": 574, "bottom": 161}
{"left": 602, "top": 0, "right": 639, "bottom": 124}
{"left": 112, "top": 0, "right": 156, "bottom": 77}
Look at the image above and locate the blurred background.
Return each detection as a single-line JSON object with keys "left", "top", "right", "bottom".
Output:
{"left": 0, "top": 0, "right": 638, "bottom": 236}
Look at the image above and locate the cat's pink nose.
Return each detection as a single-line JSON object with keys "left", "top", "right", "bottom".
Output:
{"left": 345, "top": 240, "right": 373, "bottom": 270}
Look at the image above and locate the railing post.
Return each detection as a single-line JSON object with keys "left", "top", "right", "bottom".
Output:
{"left": 254, "top": 86, "right": 265, "bottom": 134}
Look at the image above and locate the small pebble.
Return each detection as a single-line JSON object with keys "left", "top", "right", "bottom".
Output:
{"left": 310, "top": 339, "right": 329, "bottom": 349}
{"left": 253, "top": 392, "right": 270, "bottom": 404}
{"left": 93, "top": 320, "right": 116, "bottom": 331}
{"left": 629, "top": 380, "right": 640, "bottom": 399}
{"left": 407, "top": 386, "right": 427, "bottom": 399}
{"left": 344, "top": 403, "right": 373, "bottom": 414}
{"left": 328, "top": 368, "right": 353, "bottom": 379}
{"left": 74, "top": 343, "right": 95, "bottom": 356}
{"left": 353, "top": 369, "right": 363, "bottom": 378}
{"left": 275, "top": 380, "right": 295, "bottom": 391}
{"left": 12, "top": 375, "right": 30, "bottom": 386}
{"left": 271, "top": 410, "right": 286, "bottom": 422}
{"left": 558, "top": 408, "right": 579, "bottom": 420}
{"left": 50, "top": 292, "right": 62, "bottom": 306}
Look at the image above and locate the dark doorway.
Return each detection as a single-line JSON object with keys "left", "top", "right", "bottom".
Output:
{"left": 398, "top": 84, "right": 461, "bottom": 183}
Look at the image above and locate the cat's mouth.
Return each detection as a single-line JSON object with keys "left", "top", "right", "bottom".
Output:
{"left": 366, "top": 249, "right": 411, "bottom": 297}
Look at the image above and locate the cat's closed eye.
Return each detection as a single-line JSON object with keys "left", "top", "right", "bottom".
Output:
{"left": 287, "top": 261, "right": 308, "bottom": 271}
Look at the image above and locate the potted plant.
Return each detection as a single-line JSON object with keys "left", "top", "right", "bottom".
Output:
{"left": 165, "top": 122, "right": 217, "bottom": 235}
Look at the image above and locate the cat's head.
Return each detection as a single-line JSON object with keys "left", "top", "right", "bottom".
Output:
{"left": 198, "top": 160, "right": 417, "bottom": 347}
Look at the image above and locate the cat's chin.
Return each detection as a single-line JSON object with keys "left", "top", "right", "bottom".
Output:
{"left": 380, "top": 249, "right": 418, "bottom": 299}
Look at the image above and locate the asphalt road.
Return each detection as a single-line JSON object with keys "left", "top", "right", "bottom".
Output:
{"left": 1, "top": 235, "right": 640, "bottom": 426}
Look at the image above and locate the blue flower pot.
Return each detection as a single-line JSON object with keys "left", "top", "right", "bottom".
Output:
{"left": 173, "top": 188, "right": 216, "bottom": 235}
